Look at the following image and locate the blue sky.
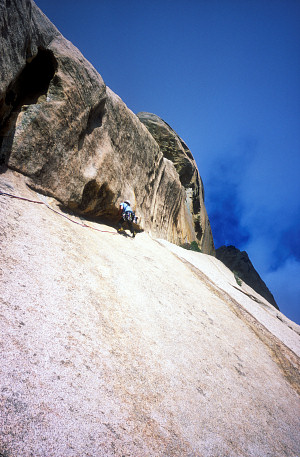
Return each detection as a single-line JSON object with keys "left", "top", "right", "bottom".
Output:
{"left": 35, "top": 0, "right": 300, "bottom": 324}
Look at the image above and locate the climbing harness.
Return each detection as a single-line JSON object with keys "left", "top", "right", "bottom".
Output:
{"left": 0, "top": 190, "right": 118, "bottom": 234}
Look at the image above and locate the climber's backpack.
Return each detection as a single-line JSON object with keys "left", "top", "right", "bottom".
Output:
{"left": 123, "top": 210, "right": 135, "bottom": 223}
{"left": 123, "top": 211, "right": 138, "bottom": 224}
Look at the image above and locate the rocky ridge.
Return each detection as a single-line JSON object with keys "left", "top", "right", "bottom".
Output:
{"left": 216, "top": 245, "right": 278, "bottom": 309}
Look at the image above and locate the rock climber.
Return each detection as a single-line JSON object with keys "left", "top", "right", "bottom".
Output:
{"left": 117, "top": 200, "right": 136, "bottom": 238}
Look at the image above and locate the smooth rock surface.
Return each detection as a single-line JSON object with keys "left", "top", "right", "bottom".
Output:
{"left": 1, "top": 169, "right": 299, "bottom": 457}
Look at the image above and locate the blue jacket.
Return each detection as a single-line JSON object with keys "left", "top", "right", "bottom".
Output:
{"left": 121, "top": 202, "right": 133, "bottom": 213}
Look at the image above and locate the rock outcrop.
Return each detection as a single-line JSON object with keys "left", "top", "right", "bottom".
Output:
{"left": 0, "top": 0, "right": 214, "bottom": 253}
{"left": 137, "top": 112, "right": 215, "bottom": 255}
{"left": 216, "top": 245, "right": 279, "bottom": 309}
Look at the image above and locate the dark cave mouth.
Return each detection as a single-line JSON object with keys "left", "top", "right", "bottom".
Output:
{"left": 1, "top": 48, "right": 58, "bottom": 126}
{"left": 6, "top": 48, "right": 58, "bottom": 110}
{"left": 0, "top": 49, "right": 58, "bottom": 164}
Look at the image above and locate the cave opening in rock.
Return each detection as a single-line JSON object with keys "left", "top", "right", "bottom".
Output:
{"left": 6, "top": 48, "right": 57, "bottom": 111}
{"left": 0, "top": 49, "right": 58, "bottom": 165}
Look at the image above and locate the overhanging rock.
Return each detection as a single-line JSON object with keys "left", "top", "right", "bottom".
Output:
{"left": 0, "top": 0, "right": 215, "bottom": 252}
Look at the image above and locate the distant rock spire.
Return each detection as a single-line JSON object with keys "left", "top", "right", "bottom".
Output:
{"left": 216, "top": 245, "right": 279, "bottom": 309}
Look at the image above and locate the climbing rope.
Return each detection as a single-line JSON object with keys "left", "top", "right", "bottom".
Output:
{"left": 0, "top": 190, "right": 118, "bottom": 234}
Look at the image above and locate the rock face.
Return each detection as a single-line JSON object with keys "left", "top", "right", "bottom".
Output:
{"left": 0, "top": 4, "right": 298, "bottom": 453}
{"left": 0, "top": 0, "right": 215, "bottom": 253}
{"left": 216, "top": 245, "right": 279, "bottom": 309}
{"left": 137, "top": 112, "right": 215, "bottom": 255}
{"left": 1, "top": 170, "right": 300, "bottom": 457}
